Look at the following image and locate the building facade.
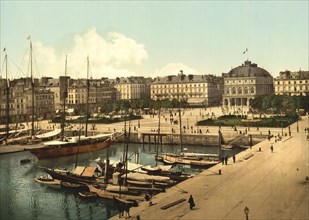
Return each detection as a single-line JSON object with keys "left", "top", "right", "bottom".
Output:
{"left": 112, "top": 76, "right": 148, "bottom": 100}
{"left": 274, "top": 70, "right": 309, "bottom": 96}
{"left": 151, "top": 71, "right": 223, "bottom": 106}
{"left": 0, "top": 77, "right": 54, "bottom": 123}
{"left": 67, "top": 78, "right": 115, "bottom": 114}
{"left": 222, "top": 60, "right": 273, "bottom": 115}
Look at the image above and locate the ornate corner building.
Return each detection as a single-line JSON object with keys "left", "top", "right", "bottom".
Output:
{"left": 274, "top": 70, "right": 309, "bottom": 96}
{"left": 222, "top": 60, "right": 273, "bottom": 115}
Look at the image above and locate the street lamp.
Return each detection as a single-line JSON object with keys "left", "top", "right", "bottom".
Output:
{"left": 244, "top": 206, "right": 249, "bottom": 220}
{"left": 296, "top": 114, "right": 299, "bottom": 132}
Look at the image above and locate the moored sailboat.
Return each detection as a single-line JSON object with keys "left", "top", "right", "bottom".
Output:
{"left": 29, "top": 56, "right": 119, "bottom": 159}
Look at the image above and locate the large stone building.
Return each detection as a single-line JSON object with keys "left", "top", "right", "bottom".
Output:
{"left": 66, "top": 78, "right": 115, "bottom": 114}
{"left": 222, "top": 60, "right": 273, "bottom": 115}
{"left": 0, "top": 77, "right": 54, "bottom": 123}
{"left": 274, "top": 70, "right": 309, "bottom": 96}
{"left": 111, "top": 76, "right": 148, "bottom": 100}
{"left": 151, "top": 71, "right": 223, "bottom": 106}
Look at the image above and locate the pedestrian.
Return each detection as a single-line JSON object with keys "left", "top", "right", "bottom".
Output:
{"left": 270, "top": 144, "right": 274, "bottom": 153}
{"left": 188, "top": 195, "right": 195, "bottom": 210}
{"left": 224, "top": 155, "right": 228, "bottom": 165}
{"left": 233, "top": 155, "right": 236, "bottom": 163}
{"left": 221, "top": 156, "right": 224, "bottom": 165}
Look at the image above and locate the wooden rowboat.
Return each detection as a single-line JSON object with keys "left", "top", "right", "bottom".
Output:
{"left": 34, "top": 176, "right": 61, "bottom": 189}
{"left": 78, "top": 191, "right": 97, "bottom": 198}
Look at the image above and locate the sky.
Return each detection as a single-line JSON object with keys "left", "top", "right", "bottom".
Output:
{"left": 0, "top": 1, "right": 308, "bottom": 80}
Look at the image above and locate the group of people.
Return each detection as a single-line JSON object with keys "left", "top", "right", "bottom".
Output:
{"left": 221, "top": 155, "right": 236, "bottom": 165}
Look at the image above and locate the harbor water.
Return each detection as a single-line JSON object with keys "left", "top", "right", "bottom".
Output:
{"left": 0, "top": 143, "right": 242, "bottom": 220}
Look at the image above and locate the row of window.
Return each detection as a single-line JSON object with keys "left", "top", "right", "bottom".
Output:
{"left": 225, "top": 87, "right": 255, "bottom": 95}
{"left": 225, "top": 79, "right": 255, "bottom": 84}
{"left": 275, "top": 85, "right": 308, "bottom": 92}
{"left": 151, "top": 83, "right": 208, "bottom": 89}
{"left": 275, "top": 80, "right": 308, "bottom": 85}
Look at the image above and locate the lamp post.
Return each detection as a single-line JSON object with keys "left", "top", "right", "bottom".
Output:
{"left": 281, "top": 122, "right": 283, "bottom": 136}
{"left": 296, "top": 114, "right": 299, "bottom": 132}
{"left": 244, "top": 206, "right": 249, "bottom": 220}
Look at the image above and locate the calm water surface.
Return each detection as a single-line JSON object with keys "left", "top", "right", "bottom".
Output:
{"left": 0, "top": 143, "right": 241, "bottom": 220}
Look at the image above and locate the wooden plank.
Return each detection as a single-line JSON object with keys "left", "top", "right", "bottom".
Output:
{"left": 160, "top": 198, "right": 186, "bottom": 210}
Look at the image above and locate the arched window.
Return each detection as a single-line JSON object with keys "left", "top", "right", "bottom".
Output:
{"left": 250, "top": 87, "right": 255, "bottom": 94}
{"left": 232, "top": 87, "right": 236, "bottom": 95}
{"left": 244, "top": 87, "right": 248, "bottom": 94}
{"left": 238, "top": 87, "right": 242, "bottom": 94}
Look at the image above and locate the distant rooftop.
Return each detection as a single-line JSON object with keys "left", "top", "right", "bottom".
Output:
{"left": 152, "top": 71, "right": 221, "bottom": 84}
{"left": 276, "top": 70, "right": 309, "bottom": 80}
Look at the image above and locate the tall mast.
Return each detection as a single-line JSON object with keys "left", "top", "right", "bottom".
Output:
{"left": 60, "top": 55, "right": 68, "bottom": 140}
{"left": 177, "top": 72, "right": 183, "bottom": 153}
{"left": 4, "top": 48, "right": 10, "bottom": 139}
{"left": 85, "top": 56, "right": 90, "bottom": 137}
{"left": 28, "top": 36, "right": 35, "bottom": 137}
{"left": 155, "top": 100, "right": 161, "bottom": 166}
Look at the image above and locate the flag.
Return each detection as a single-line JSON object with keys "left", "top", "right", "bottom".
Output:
{"left": 27, "top": 35, "right": 31, "bottom": 40}
{"left": 243, "top": 48, "right": 248, "bottom": 54}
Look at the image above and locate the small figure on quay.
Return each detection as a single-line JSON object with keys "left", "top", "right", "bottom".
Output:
{"left": 224, "top": 155, "right": 228, "bottom": 165}
{"left": 270, "top": 144, "right": 274, "bottom": 153}
{"left": 233, "top": 155, "right": 236, "bottom": 163}
{"left": 221, "top": 156, "right": 225, "bottom": 165}
{"left": 188, "top": 195, "right": 195, "bottom": 210}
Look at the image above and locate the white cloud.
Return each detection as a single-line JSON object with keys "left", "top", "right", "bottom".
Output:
{"left": 29, "top": 28, "right": 148, "bottom": 79}
{"left": 154, "top": 63, "right": 200, "bottom": 77}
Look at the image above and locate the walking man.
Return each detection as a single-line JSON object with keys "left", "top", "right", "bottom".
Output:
{"left": 270, "top": 144, "right": 274, "bottom": 153}
{"left": 233, "top": 155, "right": 236, "bottom": 163}
{"left": 188, "top": 195, "right": 195, "bottom": 210}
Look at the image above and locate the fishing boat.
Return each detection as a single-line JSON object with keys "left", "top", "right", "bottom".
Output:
{"left": 40, "top": 166, "right": 105, "bottom": 185}
{"left": 86, "top": 184, "right": 144, "bottom": 202}
{"left": 156, "top": 153, "right": 219, "bottom": 167}
{"left": 29, "top": 56, "right": 120, "bottom": 159}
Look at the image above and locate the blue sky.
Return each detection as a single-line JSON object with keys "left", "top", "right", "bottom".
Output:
{"left": 0, "top": 1, "right": 308, "bottom": 79}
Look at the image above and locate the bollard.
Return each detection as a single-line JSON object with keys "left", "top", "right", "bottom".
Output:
{"left": 218, "top": 169, "right": 221, "bottom": 175}
{"left": 259, "top": 147, "right": 261, "bottom": 152}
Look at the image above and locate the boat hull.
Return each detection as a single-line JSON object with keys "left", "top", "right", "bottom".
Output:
{"left": 29, "top": 139, "right": 113, "bottom": 159}
{"left": 158, "top": 154, "right": 219, "bottom": 167}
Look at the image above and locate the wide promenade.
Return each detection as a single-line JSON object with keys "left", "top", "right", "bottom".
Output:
{"left": 111, "top": 116, "right": 309, "bottom": 220}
